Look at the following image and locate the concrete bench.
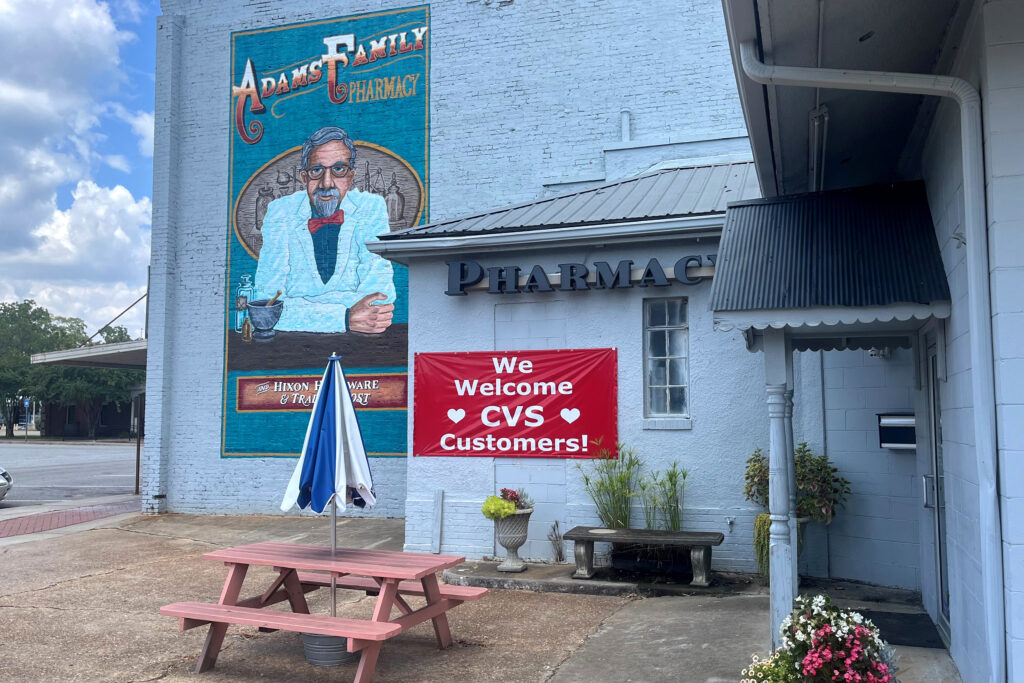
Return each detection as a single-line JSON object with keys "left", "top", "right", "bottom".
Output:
{"left": 160, "top": 601, "right": 401, "bottom": 645}
{"left": 563, "top": 526, "right": 725, "bottom": 587}
{"left": 296, "top": 572, "right": 488, "bottom": 602}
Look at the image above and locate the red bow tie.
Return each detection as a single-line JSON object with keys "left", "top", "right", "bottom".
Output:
{"left": 307, "top": 209, "right": 345, "bottom": 234}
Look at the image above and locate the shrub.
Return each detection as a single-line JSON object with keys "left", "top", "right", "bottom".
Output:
{"left": 744, "top": 443, "right": 850, "bottom": 524}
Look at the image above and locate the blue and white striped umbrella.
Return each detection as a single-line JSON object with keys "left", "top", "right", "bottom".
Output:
{"left": 280, "top": 355, "right": 375, "bottom": 616}
{"left": 281, "top": 355, "right": 376, "bottom": 515}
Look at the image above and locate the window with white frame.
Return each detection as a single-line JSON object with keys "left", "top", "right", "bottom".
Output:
{"left": 644, "top": 298, "right": 688, "bottom": 417}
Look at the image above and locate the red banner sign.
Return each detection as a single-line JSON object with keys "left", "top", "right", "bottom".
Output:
{"left": 414, "top": 348, "right": 617, "bottom": 458}
{"left": 236, "top": 373, "right": 407, "bottom": 411}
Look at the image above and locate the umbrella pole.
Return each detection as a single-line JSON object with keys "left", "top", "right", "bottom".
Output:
{"left": 331, "top": 498, "right": 337, "bottom": 617}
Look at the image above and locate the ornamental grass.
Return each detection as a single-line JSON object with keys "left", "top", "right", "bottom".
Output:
{"left": 577, "top": 443, "right": 641, "bottom": 529}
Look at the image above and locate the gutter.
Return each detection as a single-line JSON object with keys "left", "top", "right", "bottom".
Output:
{"left": 368, "top": 214, "right": 726, "bottom": 264}
{"left": 739, "top": 41, "right": 1005, "bottom": 681}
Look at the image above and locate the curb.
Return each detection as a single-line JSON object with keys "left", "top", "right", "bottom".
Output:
{"left": 443, "top": 564, "right": 641, "bottom": 597}
{"left": 442, "top": 560, "right": 763, "bottom": 598}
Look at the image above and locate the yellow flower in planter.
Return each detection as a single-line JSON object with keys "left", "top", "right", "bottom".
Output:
{"left": 481, "top": 496, "right": 515, "bottom": 520}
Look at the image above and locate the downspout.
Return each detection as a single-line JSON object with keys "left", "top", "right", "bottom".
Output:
{"left": 739, "top": 41, "right": 1005, "bottom": 682}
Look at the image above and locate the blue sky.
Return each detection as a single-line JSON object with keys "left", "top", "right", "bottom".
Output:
{"left": 0, "top": 0, "right": 159, "bottom": 338}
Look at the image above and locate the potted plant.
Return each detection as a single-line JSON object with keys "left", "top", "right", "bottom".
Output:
{"left": 744, "top": 442, "right": 850, "bottom": 575}
{"left": 482, "top": 487, "right": 533, "bottom": 572}
{"left": 741, "top": 594, "right": 898, "bottom": 682}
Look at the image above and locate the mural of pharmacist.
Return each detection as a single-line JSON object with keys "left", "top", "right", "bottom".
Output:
{"left": 254, "top": 126, "right": 396, "bottom": 334}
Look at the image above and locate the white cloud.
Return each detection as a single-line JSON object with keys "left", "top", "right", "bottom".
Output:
{"left": 0, "top": 180, "right": 151, "bottom": 334}
{"left": 32, "top": 282, "right": 149, "bottom": 340}
{"left": 0, "top": 0, "right": 152, "bottom": 337}
{"left": 112, "top": 0, "right": 144, "bottom": 24}
{"left": 109, "top": 104, "right": 154, "bottom": 158}
{"left": 105, "top": 154, "right": 132, "bottom": 172}
{"left": 0, "top": 0, "right": 126, "bottom": 249}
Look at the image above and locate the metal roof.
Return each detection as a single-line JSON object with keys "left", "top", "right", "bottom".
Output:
{"left": 379, "top": 162, "right": 760, "bottom": 240}
{"left": 709, "top": 182, "right": 950, "bottom": 312}
{"left": 30, "top": 339, "right": 148, "bottom": 370}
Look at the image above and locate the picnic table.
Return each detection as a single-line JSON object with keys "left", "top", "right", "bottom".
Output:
{"left": 160, "top": 541, "right": 487, "bottom": 682}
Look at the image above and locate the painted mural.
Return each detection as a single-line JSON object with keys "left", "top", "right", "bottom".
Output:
{"left": 223, "top": 6, "right": 428, "bottom": 456}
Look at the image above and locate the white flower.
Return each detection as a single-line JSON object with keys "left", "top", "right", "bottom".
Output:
{"left": 796, "top": 631, "right": 806, "bottom": 641}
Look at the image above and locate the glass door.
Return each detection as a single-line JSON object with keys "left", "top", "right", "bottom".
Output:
{"left": 926, "top": 343, "right": 950, "bottom": 641}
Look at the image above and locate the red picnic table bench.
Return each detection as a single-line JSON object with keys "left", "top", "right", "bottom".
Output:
{"left": 160, "top": 541, "right": 487, "bottom": 682}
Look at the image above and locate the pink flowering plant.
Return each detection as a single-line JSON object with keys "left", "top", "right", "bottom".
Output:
{"left": 741, "top": 594, "right": 899, "bottom": 683}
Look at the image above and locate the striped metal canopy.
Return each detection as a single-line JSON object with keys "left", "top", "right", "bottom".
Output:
{"left": 710, "top": 181, "right": 950, "bottom": 340}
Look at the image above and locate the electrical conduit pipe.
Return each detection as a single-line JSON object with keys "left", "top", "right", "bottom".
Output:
{"left": 739, "top": 41, "right": 1005, "bottom": 682}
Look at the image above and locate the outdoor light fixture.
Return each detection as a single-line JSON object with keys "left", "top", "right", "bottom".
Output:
{"left": 868, "top": 346, "right": 891, "bottom": 360}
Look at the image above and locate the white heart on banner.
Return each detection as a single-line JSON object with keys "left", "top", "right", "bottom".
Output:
{"left": 560, "top": 408, "right": 581, "bottom": 424}
{"left": 447, "top": 408, "right": 466, "bottom": 423}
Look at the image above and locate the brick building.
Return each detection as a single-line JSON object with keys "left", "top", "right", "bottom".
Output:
{"left": 145, "top": 1, "right": 1023, "bottom": 680}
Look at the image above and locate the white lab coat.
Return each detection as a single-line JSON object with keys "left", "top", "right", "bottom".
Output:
{"left": 254, "top": 188, "right": 396, "bottom": 332}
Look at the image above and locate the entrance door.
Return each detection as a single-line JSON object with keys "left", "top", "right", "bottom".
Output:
{"left": 925, "top": 341, "right": 951, "bottom": 641}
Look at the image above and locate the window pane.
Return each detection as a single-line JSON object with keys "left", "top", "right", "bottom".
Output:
{"left": 669, "top": 387, "right": 687, "bottom": 414}
{"left": 649, "top": 387, "right": 667, "bottom": 414}
{"left": 647, "top": 330, "right": 666, "bottom": 357}
{"left": 647, "top": 300, "right": 666, "bottom": 327}
{"left": 669, "top": 358, "right": 687, "bottom": 386}
{"left": 667, "top": 299, "right": 686, "bottom": 326}
{"left": 647, "top": 359, "right": 667, "bottom": 386}
{"left": 668, "top": 329, "right": 688, "bottom": 357}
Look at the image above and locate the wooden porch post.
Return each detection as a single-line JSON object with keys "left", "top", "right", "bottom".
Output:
{"left": 764, "top": 328, "right": 794, "bottom": 650}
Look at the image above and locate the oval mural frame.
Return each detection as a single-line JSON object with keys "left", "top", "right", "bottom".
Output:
{"left": 232, "top": 141, "right": 425, "bottom": 260}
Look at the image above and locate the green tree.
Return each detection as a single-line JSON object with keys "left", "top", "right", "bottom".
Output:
{"left": 1, "top": 300, "right": 143, "bottom": 439}
{"left": 0, "top": 300, "right": 86, "bottom": 437}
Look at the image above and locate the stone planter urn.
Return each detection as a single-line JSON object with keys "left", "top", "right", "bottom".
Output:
{"left": 495, "top": 508, "right": 532, "bottom": 572}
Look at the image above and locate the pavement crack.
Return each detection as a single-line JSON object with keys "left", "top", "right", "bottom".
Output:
{"left": 0, "top": 603, "right": 77, "bottom": 611}
{"left": 0, "top": 551, "right": 206, "bottom": 601}
{"left": 106, "top": 526, "right": 222, "bottom": 547}
{"left": 130, "top": 663, "right": 176, "bottom": 682}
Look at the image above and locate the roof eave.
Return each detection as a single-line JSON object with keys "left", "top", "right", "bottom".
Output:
{"left": 721, "top": 0, "right": 779, "bottom": 197}
{"left": 30, "top": 339, "right": 148, "bottom": 370}
{"left": 367, "top": 214, "right": 726, "bottom": 264}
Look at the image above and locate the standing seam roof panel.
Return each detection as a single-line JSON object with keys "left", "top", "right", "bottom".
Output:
{"left": 379, "top": 162, "right": 762, "bottom": 240}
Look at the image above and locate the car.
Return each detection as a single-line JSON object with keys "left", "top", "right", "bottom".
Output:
{"left": 0, "top": 466, "right": 11, "bottom": 501}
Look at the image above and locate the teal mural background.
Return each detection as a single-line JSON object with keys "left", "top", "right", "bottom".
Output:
{"left": 223, "top": 6, "right": 428, "bottom": 457}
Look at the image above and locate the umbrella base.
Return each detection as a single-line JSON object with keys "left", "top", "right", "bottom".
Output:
{"left": 300, "top": 632, "right": 359, "bottom": 666}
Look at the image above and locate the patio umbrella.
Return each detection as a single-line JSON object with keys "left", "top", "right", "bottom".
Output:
{"left": 281, "top": 354, "right": 375, "bottom": 615}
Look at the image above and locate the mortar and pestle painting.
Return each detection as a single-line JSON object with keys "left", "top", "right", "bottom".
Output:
{"left": 245, "top": 290, "right": 283, "bottom": 341}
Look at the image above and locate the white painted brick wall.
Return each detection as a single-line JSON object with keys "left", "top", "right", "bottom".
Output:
{"left": 982, "top": 2, "right": 1024, "bottom": 678}
{"left": 146, "top": 0, "right": 747, "bottom": 519}
{"left": 817, "top": 348, "right": 921, "bottom": 590}
{"left": 404, "top": 241, "right": 825, "bottom": 573}
{"left": 917, "top": 3, "right": 1024, "bottom": 678}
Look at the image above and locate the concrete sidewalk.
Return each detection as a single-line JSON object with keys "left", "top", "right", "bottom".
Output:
{"left": 0, "top": 511, "right": 960, "bottom": 682}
